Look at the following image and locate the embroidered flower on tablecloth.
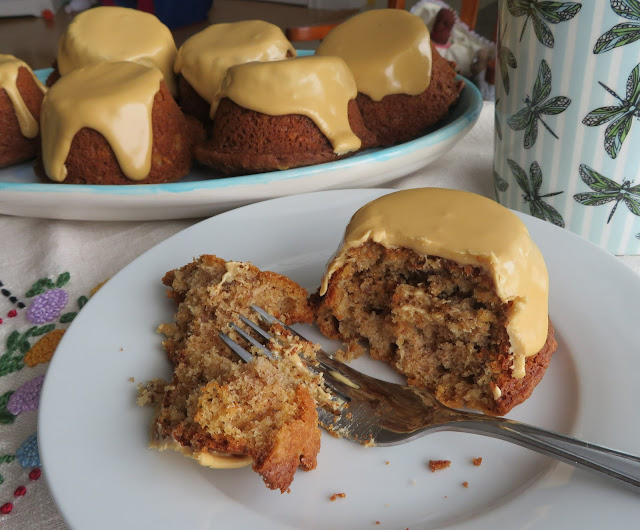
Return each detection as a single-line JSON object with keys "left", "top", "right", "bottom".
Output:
{"left": 0, "top": 273, "right": 101, "bottom": 519}
{"left": 7, "top": 375, "right": 44, "bottom": 416}
{"left": 16, "top": 434, "right": 40, "bottom": 469}
{"left": 23, "top": 273, "right": 82, "bottom": 325}
{"left": 23, "top": 329, "right": 65, "bottom": 367}
{"left": 26, "top": 289, "right": 69, "bottom": 324}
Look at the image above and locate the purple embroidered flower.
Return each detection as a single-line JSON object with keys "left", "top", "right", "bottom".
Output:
{"left": 26, "top": 289, "right": 68, "bottom": 324}
{"left": 16, "top": 433, "right": 40, "bottom": 469}
{"left": 7, "top": 375, "right": 44, "bottom": 415}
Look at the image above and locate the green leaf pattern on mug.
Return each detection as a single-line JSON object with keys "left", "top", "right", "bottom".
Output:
{"left": 506, "top": 0, "right": 582, "bottom": 48}
{"left": 594, "top": 0, "right": 640, "bottom": 53}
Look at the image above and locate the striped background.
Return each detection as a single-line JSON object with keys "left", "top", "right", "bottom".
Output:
{"left": 494, "top": 1, "right": 640, "bottom": 255}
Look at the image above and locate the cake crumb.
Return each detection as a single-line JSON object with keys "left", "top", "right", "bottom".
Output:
{"left": 472, "top": 457, "right": 483, "bottom": 466}
{"left": 428, "top": 459, "right": 451, "bottom": 472}
{"left": 410, "top": 479, "right": 416, "bottom": 486}
{"left": 375, "top": 522, "right": 381, "bottom": 526}
{"left": 330, "top": 493, "right": 346, "bottom": 501}
{"left": 385, "top": 460, "right": 390, "bottom": 465}
{"left": 120, "top": 347, "right": 123, "bottom": 351}
{"left": 462, "top": 481, "right": 469, "bottom": 488}
{"left": 128, "top": 377, "right": 135, "bottom": 382}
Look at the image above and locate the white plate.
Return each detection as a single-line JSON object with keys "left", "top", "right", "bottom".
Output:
{"left": 39, "top": 189, "right": 640, "bottom": 529}
{"left": 0, "top": 69, "right": 481, "bottom": 221}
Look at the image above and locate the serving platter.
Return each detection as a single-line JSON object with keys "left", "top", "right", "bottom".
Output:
{"left": 0, "top": 68, "right": 482, "bottom": 221}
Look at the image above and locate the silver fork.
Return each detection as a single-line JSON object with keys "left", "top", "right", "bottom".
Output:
{"left": 219, "top": 305, "right": 640, "bottom": 493}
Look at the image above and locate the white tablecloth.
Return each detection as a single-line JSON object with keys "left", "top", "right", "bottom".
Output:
{"left": 0, "top": 102, "right": 638, "bottom": 529}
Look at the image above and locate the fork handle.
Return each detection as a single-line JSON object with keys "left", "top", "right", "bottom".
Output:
{"left": 450, "top": 416, "right": 640, "bottom": 493}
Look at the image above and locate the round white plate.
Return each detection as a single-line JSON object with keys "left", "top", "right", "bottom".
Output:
{"left": 0, "top": 70, "right": 481, "bottom": 222}
{"left": 39, "top": 189, "right": 640, "bottom": 529}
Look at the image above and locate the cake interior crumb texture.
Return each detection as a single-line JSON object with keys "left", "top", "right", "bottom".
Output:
{"left": 315, "top": 240, "right": 556, "bottom": 416}
{"left": 139, "top": 255, "right": 332, "bottom": 493}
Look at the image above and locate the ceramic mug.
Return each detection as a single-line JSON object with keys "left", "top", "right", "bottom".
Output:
{"left": 494, "top": 1, "right": 640, "bottom": 254}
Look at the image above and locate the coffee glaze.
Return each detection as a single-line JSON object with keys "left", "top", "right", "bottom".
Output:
{"left": 174, "top": 20, "right": 295, "bottom": 105}
{"left": 56, "top": 6, "right": 177, "bottom": 94}
{"left": 316, "top": 9, "right": 432, "bottom": 101}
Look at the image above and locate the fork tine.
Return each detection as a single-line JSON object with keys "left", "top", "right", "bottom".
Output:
{"left": 229, "top": 322, "right": 275, "bottom": 359}
{"left": 219, "top": 331, "right": 253, "bottom": 363}
{"left": 248, "top": 306, "right": 367, "bottom": 400}
{"left": 239, "top": 314, "right": 272, "bottom": 342}
{"left": 250, "top": 305, "right": 325, "bottom": 348}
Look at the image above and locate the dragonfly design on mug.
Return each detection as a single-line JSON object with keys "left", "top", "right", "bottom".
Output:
{"left": 497, "top": 22, "right": 517, "bottom": 95}
{"left": 582, "top": 63, "right": 640, "bottom": 159}
{"left": 573, "top": 164, "right": 640, "bottom": 223}
{"left": 594, "top": 0, "right": 640, "bottom": 53}
{"left": 507, "top": 60, "right": 571, "bottom": 149}
{"left": 506, "top": 159, "right": 565, "bottom": 227}
{"left": 506, "top": 0, "right": 582, "bottom": 48}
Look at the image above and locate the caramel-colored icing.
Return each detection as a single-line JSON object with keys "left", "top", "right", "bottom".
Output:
{"left": 320, "top": 188, "right": 549, "bottom": 379}
{"left": 41, "top": 61, "right": 163, "bottom": 183}
{"left": 57, "top": 6, "right": 177, "bottom": 94}
{"left": 316, "top": 9, "right": 432, "bottom": 102}
{"left": 174, "top": 20, "right": 295, "bottom": 105}
{"left": 212, "top": 56, "right": 361, "bottom": 155}
{"left": 151, "top": 439, "right": 252, "bottom": 469}
{"left": 0, "top": 54, "right": 46, "bottom": 138}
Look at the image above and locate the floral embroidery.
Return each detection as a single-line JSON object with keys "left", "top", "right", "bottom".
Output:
{"left": 26, "top": 289, "right": 69, "bottom": 324}
{"left": 16, "top": 434, "right": 40, "bottom": 469}
{"left": 0, "top": 272, "right": 94, "bottom": 522}
{"left": 0, "top": 325, "right": 56, "bottom": 377}
{"left": 24, "top": 329, "right": 65, "bottom": 367}
{"left": 7, "top": 376, "right": 44, "bottom": 416}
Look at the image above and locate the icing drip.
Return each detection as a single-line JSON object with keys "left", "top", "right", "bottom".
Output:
{"left": 316, "top": 9, "right": 432, "bottom": 101}
{"left": 0, "top": 54, "right": 46, "bottom": 138}
{"left": 212, "top": 56, "right": 361, "bottom": 155}
{"left": 41, "top": 61, "right": 163, "bottom": 183}
{"left": 175, "top": 20, "right": 295, "bottom": 104}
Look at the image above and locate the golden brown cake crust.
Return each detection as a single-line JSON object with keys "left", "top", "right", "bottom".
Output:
{"left": 491, "top": 319, "right": 556, "bottom": 415}
{"left": 355, "top": 44, "right": 464, "bottom": 146}
{"left": 193, "top": 98, "right": 377, "bottom": 176}
{"left": 0, "top": 66, "right": 45, "bottom": 168}
{"left": 34, "top": 82, "right": 203, "bottom": 184}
